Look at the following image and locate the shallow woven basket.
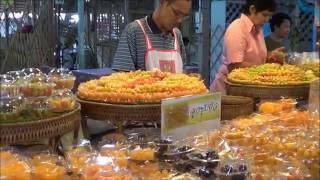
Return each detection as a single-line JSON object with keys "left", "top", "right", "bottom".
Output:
{"left": 0, "top": 104, "right": 81, "bottom": 146}
{"left": 221, "top": 95, "right": 254, "bottom": 120}
{"left": 78, "top": 99, "right": 161, "bottom": 123}
{"left": 225, "top": 80, "right": 310, "bottom": 99}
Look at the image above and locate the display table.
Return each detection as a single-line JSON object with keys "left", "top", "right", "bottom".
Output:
{"left": 78, "top": 99, "right": 161, "bottom": 136}
{"left": 0, "top": 104, "right": 81, "bottom": 149}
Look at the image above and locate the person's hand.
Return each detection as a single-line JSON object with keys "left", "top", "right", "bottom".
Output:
{"left": 267, "top": 47, "right": 286, "bottom": 65}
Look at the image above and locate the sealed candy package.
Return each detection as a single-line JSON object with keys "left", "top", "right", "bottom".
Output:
{"left": 30, "top": 151, "right": 67, "bottom": 180}
{"left": 65, "top": 139, "right": 95, "bottom": 176}
{"left": 83, "top": 155, "right": 131, "bottom": 180}
{"left": 0, "top": 148, "right": 32, "bottom": 180}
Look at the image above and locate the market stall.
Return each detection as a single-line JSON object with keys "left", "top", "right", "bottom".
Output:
{"left": 1, "top": 65, "right": 319, "bottom": 179}
{"left": 1, "top": 98, "right": 319, "bottom": 179}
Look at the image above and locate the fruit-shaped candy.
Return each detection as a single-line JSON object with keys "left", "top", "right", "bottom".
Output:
{"left": 100, "top": 147, "right": 128, "bottom": 169}
{"left": 0, "top": 151, "right": 32, "bottom": 180}
{"left": 65, "top": 146, "right": 93, "bottom": 175}
{"left": 259, "top": 102, "right": 283, "bottom": 114}
{"left": 83, "top": 156, "right": 131, "bottom": 180}
{"left": 31, "top": 153, "right": 66, "bottom": 180}
{"left": 47, "top": 90, "right": 76, "bottom": 113}
{"left": 129, "top": 147, "right": 155, "bottom": 161}
{"left": 77, "top": 70, "right": 208, "bottom": 104}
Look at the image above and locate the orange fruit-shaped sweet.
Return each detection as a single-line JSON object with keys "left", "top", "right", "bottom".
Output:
{"left": 259, "top": 102, "right": 282, "bottom": 114}
{"left": 0, "top": 159, "right": 31, "bottom": 180}
{"left": 0, "top": 151, "right": 16, "bottom": 162}
{"left": 33, "top": 163, "right": 65, "bottom": 180}
{"left": 31, "top": 154, "right": 58, "bottom": 166}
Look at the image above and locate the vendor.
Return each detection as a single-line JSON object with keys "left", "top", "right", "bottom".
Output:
{"left": 112, "top": 0, "right": 191, "bottom": 73}
{"left": 265, "top": 12, "right": 292, "bottom": 53}
{"left": 210, "top": 0, "right": 283, "bottom": 94}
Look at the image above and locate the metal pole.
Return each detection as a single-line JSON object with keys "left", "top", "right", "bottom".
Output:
{"left": 78, "top": 0, "right": 85, "bottom": 69}
{"left": 200, "top": 0, "right": 211, "bottom": 87}
{"left": 124, "top": 0, "right": 130, "bottom": 23}
{"left": 5, "top": 9, "right": 9, "bottom": 46}
{"left": 154, "top": 0, "right": 159, "bottom": 9}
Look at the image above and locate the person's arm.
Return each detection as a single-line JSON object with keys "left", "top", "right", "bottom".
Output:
{"left": 112, "top": 23, "right": 138, "bottom": 71}
{"left": 227, "top": 61, "right": 254, "bottom": 72}
{"left": 266, "top": 47, "right": 285, "bottom": 64}
{"left": 223, "top": 26, "right": 249, "bottom": 72}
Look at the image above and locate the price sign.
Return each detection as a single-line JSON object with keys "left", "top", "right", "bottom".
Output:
{"left": 161, "top": 93, "right": 221, "bottom": 140}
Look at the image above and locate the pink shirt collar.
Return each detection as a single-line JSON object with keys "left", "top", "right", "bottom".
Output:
{"left": 240, "top": 14, "right": 259, "bottom": 34}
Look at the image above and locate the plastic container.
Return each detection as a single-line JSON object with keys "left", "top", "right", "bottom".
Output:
{"left": 0, "top": 97, "right": 24, "bottom": 123}
{"left": 6, "top": 70, "right": 27, "bottom": 86}
{"left": 0, "top": 74, "right": 18, "bottom": 97}
{"left": 21, "top": 68, "right": 42, "bottom": 76}
{"left": 49, "top": 68, "right": 75, "bottom": 90}
{"left": 47, "top": 90, "right": 76, "bottom": 113}
{"left": 20, "top": 73, "right": 55, "bottom": 98}
{"left": 24, "top": 96, "right": 51, "bottom": 120}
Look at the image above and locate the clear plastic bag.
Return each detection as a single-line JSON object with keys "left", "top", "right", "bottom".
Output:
{"left": 0, "top": 147, "right": 32, "bottom": 180}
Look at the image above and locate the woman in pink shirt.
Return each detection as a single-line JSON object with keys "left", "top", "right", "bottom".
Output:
{"left": 210, "top": 0, "right": 283, "bottom": 94}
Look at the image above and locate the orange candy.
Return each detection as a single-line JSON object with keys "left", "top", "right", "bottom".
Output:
{"left": 259, "top": 102, "right": 283, "bottom": 114}
{"left": 66, "top": 147, "right": 92, "bottom": 174}
{"left": 129, "top": 148, "right": 155, "bottom": 161}
{"left": 0, "top": 151, "right": 31, "bottom": 180}
{"left": 100, "top": 149, "right": 128, "bottom": 168}
{"left": 83, "top": 164, "right": 131, "bottom": 180}
{"left": 33, "top": 162, "right": 65, "bottom": 180}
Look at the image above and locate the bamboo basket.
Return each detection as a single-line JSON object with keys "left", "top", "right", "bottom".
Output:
{"left": 78, "top": 99, "right": 161, "bottom": 132}
{"left": 225, "top": 80, "right": 310, "bottom": 99}
{"left": 221, "top": 95, "right": 254, "bottom": 120}
{"left": 0, "top": 104, "right": 81, "bottom": 146}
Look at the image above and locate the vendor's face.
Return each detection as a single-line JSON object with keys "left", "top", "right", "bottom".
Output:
{"left": 159, "top": 0, "right": 191, "bottom": 31}
{"left": 249, "top": 6, "right": 273, "bottom": 29}
{"left": 275, "top": 19, "right": 291, "bottom": 38}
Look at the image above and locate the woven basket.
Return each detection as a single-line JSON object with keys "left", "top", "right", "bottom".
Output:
{"left": 221, "top": 95, "right": 254, "bottom": 120}
{"left": 78, "top": 99, "right": 161, "bottom": 123}
{"left": 225, "top": 80, "right": 310, "bottom": 99}
{"left": 0, "top": 104, "right": 81, "bottom": 146}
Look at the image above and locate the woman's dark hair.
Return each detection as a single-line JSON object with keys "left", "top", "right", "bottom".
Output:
{"left": 269, "top": 13, "right": 292, "bottom": 32}
{"left": 243, "top": 0, "right": 276, "bottom": 15}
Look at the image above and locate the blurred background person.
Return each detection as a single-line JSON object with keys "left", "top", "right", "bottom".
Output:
{"left": 265, "top": 12, "right": 292, "bottom": 53}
